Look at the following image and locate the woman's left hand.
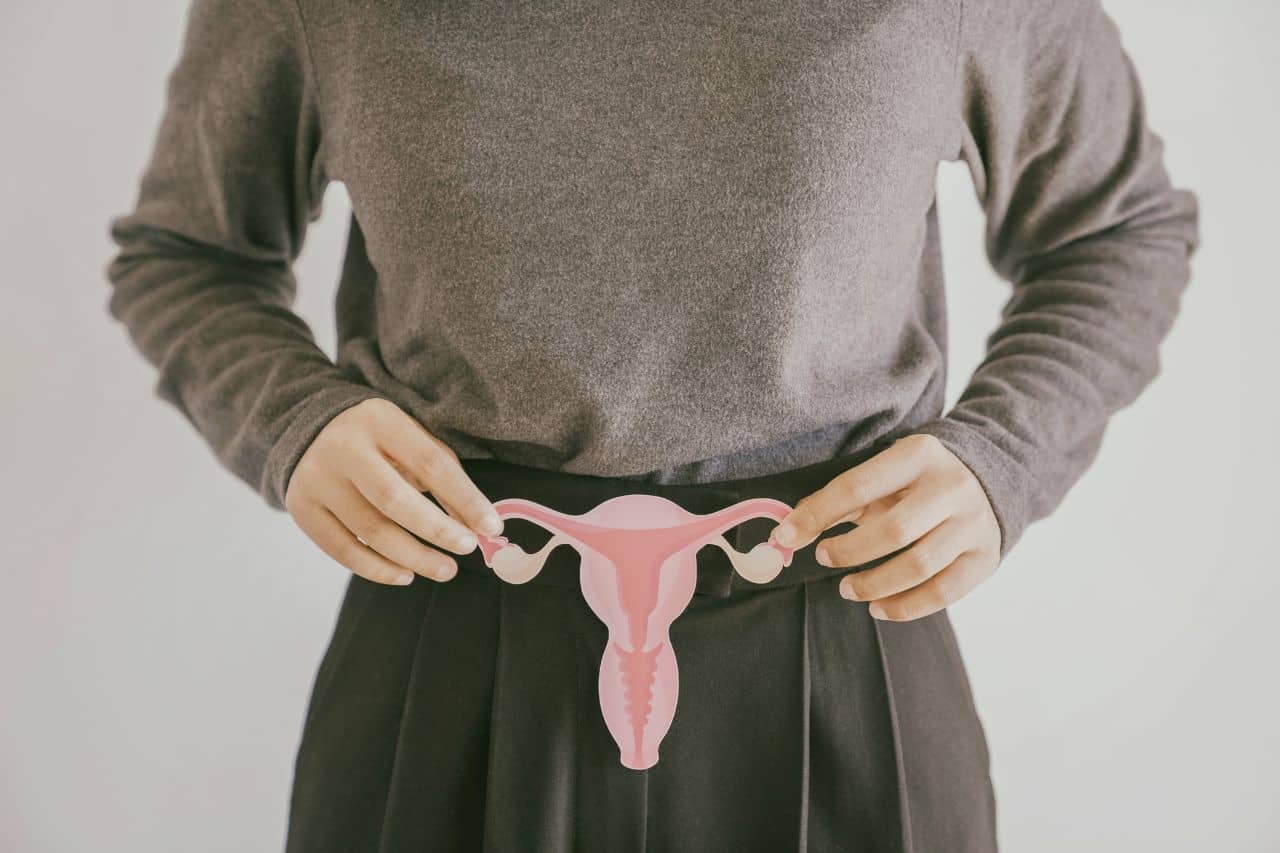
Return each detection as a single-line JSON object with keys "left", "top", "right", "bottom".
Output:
{"left": 769, "top": 433, "right": 1002, "bottom": 621}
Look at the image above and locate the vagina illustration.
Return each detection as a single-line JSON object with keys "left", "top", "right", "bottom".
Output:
{"left": 475, "top": 494, "right": 797, "bottom": 770}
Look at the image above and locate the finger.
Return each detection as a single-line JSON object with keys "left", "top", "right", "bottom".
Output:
{"left": 772, "top": 436, "right": 935, "bottom": 549}
{"left": 839, "top": 516, "right": 971, "bottom": 601}
{"left": 373, "top": 414, "right": 503, "bottom": 537}
{"left": 349, "top": 451, "right": 483, "bottom": 555}
{"left": 329, "top": 484, "right": 458, "bottom": 581}
{"left": 291, "top": 501, "right": 416, "bottom": 587}
{"left": 866, "top": 550, "right": 997, "bottom": 622}
{"left": 827, "top": 493, "right": 898, "bottom": 531}
{"left": 386, "top": 456, "right": 428, "bottom": 492}
{"left": 815, "top": 475, "right": 958, "bottom": 568}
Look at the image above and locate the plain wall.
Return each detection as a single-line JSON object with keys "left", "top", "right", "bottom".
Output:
{"left": 2, "top": 1, "right": 1276, "bottom": 850}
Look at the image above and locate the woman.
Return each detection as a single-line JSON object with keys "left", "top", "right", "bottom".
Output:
{"left": 106, "top": 0, "right": 1198, "bottom": 850}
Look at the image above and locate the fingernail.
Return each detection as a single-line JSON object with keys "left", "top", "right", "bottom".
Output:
{"left": 436, "top": 563, "right": 457, "bottom": 582}
{"left": 869, "top": 603, "right": 886, "bottom": 619}
{"left": 773, "top": 522, "right": 796, "bottom": 547}
{"left": 396, "top": 573, "right": 414, "bottom": 586}
{"left": 815, "top": 545, "right": 831, "bottom": 566}
{"left": 839, "top": 580, "right": 855, "bottom": 600}
{"left": 456, "top": 533, "right": 477, "bottom": 552}
{"left": 480, "top": 513, "right": 503, "bottom": 537}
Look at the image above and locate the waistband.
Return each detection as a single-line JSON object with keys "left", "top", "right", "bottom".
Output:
{"left": 453, "top": 437, "right": 899, "bottom": 598}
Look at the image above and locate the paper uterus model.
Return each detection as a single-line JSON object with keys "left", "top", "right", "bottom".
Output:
{"left": 474, "top": 494, "right": 797, "bottom": 770}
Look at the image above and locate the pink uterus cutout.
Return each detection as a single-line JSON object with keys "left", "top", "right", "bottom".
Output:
{"left": 474, "top": 494, "right": 796, "bottom": 770}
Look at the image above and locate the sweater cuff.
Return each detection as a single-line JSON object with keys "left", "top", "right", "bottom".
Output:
{"left": 909, "top": 416, "right": 1034, "bottom": 562}
{"left": 260, "top": 382, "right": 388, "bottom": 511}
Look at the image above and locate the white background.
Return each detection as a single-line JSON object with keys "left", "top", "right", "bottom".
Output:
{"left": 2, "top": 1, "right": 1276, "bottom": 850}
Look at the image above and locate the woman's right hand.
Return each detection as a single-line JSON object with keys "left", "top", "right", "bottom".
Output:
{"left": 283, "top": 398, "right": 504, "bottom": 586}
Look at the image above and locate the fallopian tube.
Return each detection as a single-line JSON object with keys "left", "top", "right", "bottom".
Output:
{"left": 475, "top": 494, "right": 796, "bottom": 770}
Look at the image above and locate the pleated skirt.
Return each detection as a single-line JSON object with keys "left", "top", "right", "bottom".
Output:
{"left": 284, "top": 448, "right": 998, "bottom": 852}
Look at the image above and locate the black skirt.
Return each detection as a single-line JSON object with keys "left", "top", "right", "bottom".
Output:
{"left": 284, "top": 447, "right": 998, "bottom": 852}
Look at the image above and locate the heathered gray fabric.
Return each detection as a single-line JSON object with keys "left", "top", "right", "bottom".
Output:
{"left": 105, "top": 0, "right": 1199, "bottom": 559}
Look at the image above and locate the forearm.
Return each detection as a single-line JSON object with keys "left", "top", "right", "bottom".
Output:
{"left": 107, "top": 223, "right": 383, "bottom": 508}
{"left": 917, "top": 213, "right": 1197, "bottom": 557}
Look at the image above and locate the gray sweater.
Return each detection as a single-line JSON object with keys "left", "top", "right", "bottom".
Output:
{"left": 106, "top": 0, "right": 1199, "bottom": 559}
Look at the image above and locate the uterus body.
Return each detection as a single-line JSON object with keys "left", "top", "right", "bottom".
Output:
{"left": 475, "top": 494, "right": 796, "bottom": 770}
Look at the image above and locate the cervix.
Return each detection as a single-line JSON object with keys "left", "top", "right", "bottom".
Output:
{"left": 475, "top": 494, "right": 797, "bottom": 770}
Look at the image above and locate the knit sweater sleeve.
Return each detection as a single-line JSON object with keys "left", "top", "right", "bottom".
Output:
{"left": 913, "top": 0, "right": 1201, "bottom": 559}
{"left": 104, "top": 0, "right": 384, "bottom": 510}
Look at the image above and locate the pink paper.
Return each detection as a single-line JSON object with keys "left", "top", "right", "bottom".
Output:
{"left": 475, "top": 494, "right": 795, "bottom": 770}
